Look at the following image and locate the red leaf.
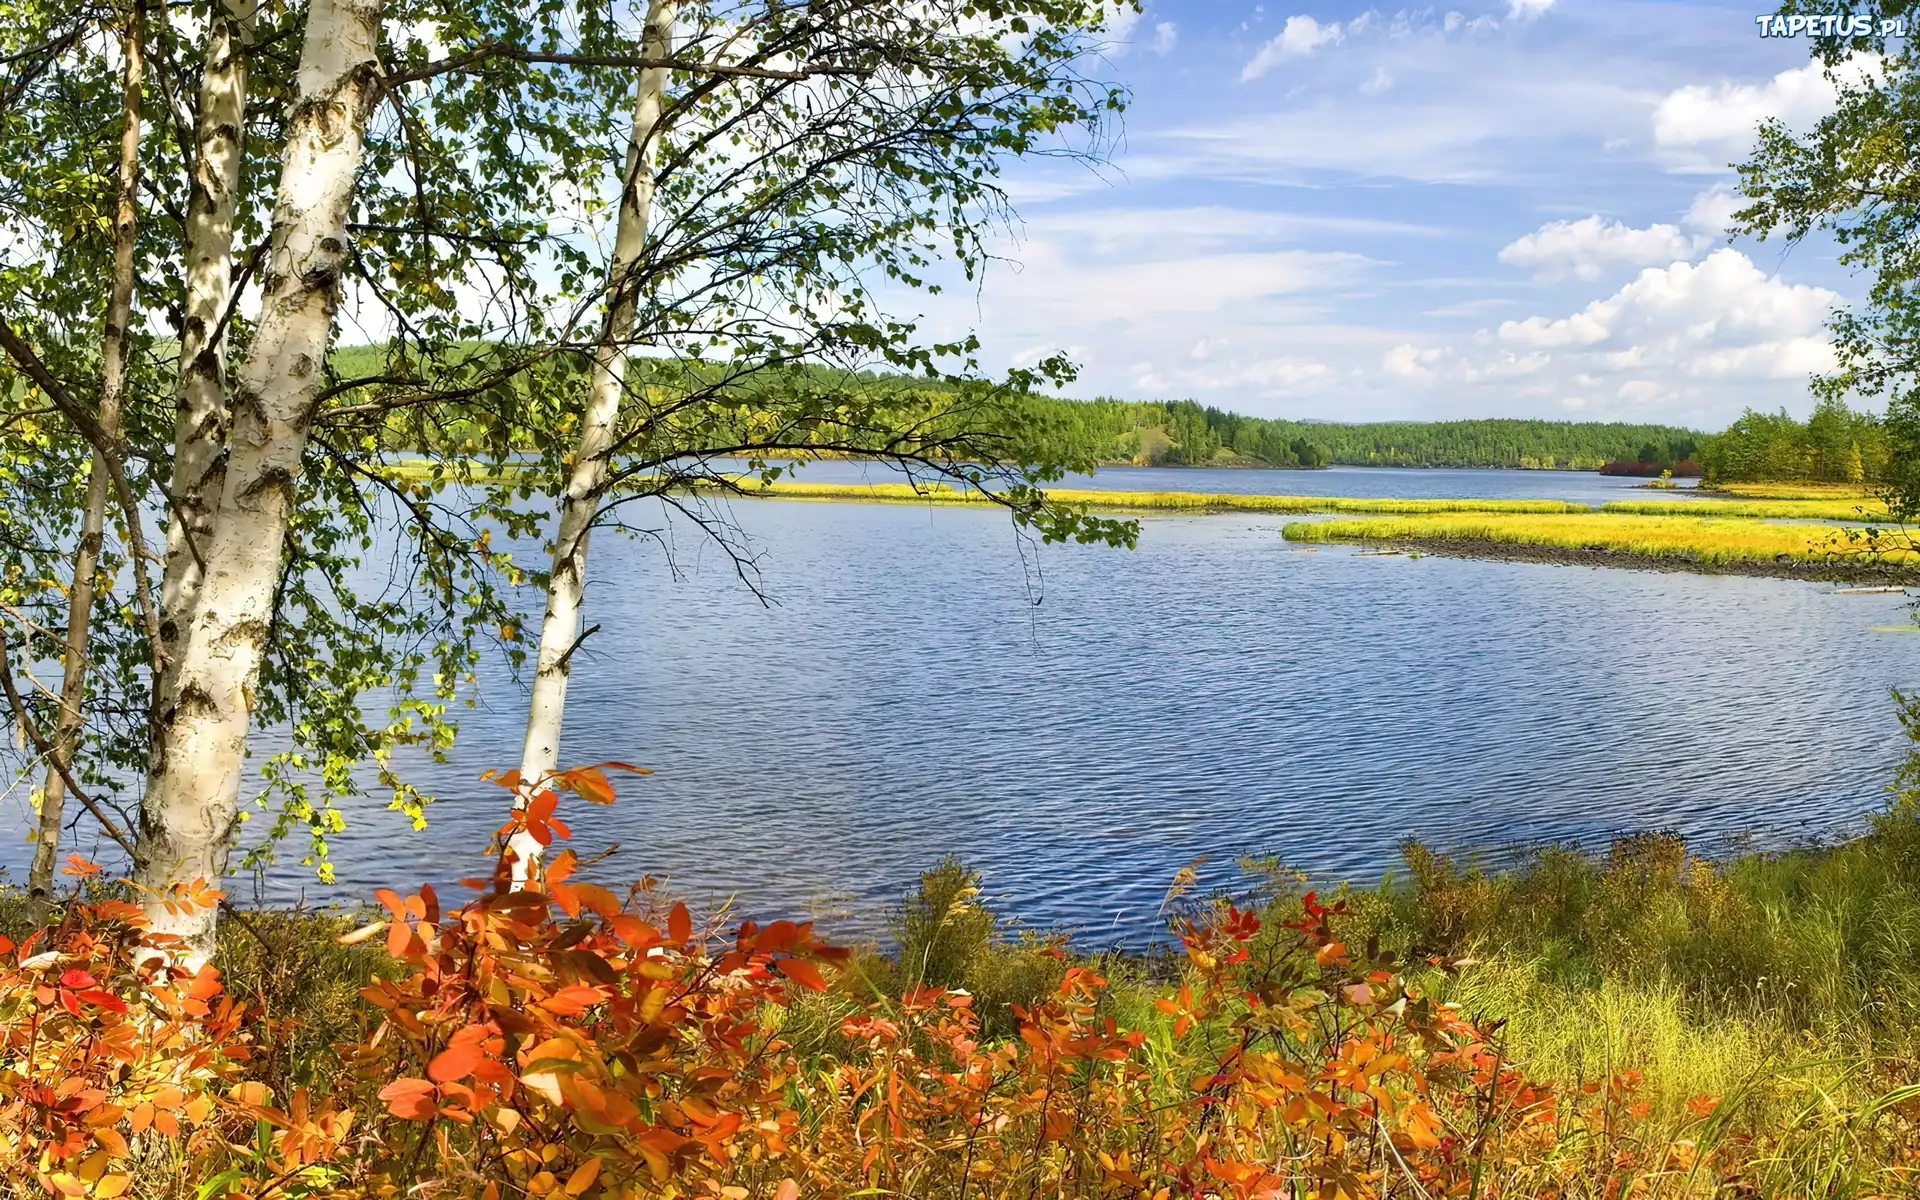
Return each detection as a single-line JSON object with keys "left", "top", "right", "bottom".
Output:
{"left": 59, "top": 969, "right": 98, "bottom": 989}
{"left": 774, "top": 957, "right": 827, "bottom": 991}
{"left": 75, "top": 989, "right": 127, "bottom": 1015}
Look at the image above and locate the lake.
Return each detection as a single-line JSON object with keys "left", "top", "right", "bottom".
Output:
{"left": 5, "top": 466, "right": 1911, "bottom": 945}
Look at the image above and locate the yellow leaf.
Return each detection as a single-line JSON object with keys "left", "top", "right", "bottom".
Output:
{"left": 75, "top": 1151, "right": 109, "bottom": 1183}
{"left": 565, "top": 1157, "right": 602, "bottom": 1195}
{"left": 94, "top": 1177, "right": 131, "bottom": 1199}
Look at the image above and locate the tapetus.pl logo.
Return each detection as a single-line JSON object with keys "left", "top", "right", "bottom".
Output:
{"left": 1755, "top": 13, "right": 1908, "bottom": 37}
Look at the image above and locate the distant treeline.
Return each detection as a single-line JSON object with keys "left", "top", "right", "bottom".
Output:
{"left": 1699, "top": 399, "right": 1890, "bottom": 485}
{"left": 345, "top": 346, "right": 1886, "bottom": 479}
{"left": 1012, "top": 396, "right": 1702, "bottom": 471}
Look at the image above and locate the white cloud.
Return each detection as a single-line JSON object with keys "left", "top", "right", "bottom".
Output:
{"left": 1506, "top": 0, "right": 1553, "bottom": 20}
{"left": 1103, "top": 5, "right": 1142, "bottom": 48}
{"left": 1652, "top": 58, "right": 1877, "bottom": 173}
{"left": 1243, "top": 15, "right": 1344, "bottom": 81}
{"left": 1150, "top": 21, "right": 1177, "bottom": 55}
{"left": 1353, "top": 250, "right": 1838, "bottom": 421}
{"left": 1497, "top": 215, "right": 1706, "bottom": 281}
{"left": 1360, "top": 66, "right": 1393, "bottom": 96}
{"left": 1494, "top": 248, "right": 1837, "bottom": 379}
{"left": 1682, "top": 185, "right": 1744, "bottom": 239}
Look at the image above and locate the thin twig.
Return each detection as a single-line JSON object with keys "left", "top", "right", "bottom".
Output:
{"left": 0, "top": 625, "right": 137, "bottom": 858}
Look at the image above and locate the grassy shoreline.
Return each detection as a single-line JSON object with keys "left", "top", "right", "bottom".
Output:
{"left": 1283, "top": 511, "right": 1920, "bottom": 581}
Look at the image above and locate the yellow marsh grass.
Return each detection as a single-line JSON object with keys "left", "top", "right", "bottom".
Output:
{"left": 1712, "top": 481, "right": 1882, "bottom": 501}
{"left": 731, "top": 479, "right": 1591, "bottom": 515}
{"left": 1281, "top": 511, "right": 1919, "bottom": 566}
{"left": 1604, "top": 497, "right": 1896, "bottom": 521}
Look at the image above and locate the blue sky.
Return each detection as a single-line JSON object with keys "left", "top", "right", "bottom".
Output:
{"left": 919, "top": 0, "right": 1863, "bottom": 428}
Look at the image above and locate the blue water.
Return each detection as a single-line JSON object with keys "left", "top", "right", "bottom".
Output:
{"left": 4, "top": 467, "right": 1910, "bottom": 945}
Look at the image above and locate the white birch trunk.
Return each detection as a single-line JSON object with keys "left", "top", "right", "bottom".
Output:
{"left": 158, "top": 0, "right": 252, "bottom": 691}
{"left": 28, "top": 5, "right": 145, "bottom": 915}
{"left": 511, "top": 0, "right": 676, "bottom": 878}
{"left": 135, "top": 0, "right": 386, "bottom": 963}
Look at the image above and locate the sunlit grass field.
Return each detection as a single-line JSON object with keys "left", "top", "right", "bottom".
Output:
{"left": 1710, "top": 481, "right": 1884, "bottom": 501}
{"left": 1604, "top": 496, "right": 1897, "bottom": 521}
{"left": 1281, "top": 511, "right": 1918, "bottom": 567}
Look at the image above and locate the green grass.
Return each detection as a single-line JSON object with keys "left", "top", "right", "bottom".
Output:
{"left": 1281, "top": 510, "right": 1915, "bottom": 568}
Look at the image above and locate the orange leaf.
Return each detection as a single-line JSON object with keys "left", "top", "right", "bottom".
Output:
{"left": 540, "top": 984, "right": 606, "bottom": 1016}
{"left": 429, "top": 1044, "right": 484, "bottom": 1084}
{"left": 774, "top": 957, "right": 827, "bottom": 991}
{"left": 557, "top": 767, "right": 616, "bottom": 805}
{"left": 774, "top": 1180, "right": 799, "bottom": 1200}
{"left": 61, "top": 854, "right": 102, "bottom": 877}
{"left": 669, "top": 903, "right": 692, "bottom": 944}
{"left": 571, "top": 882, "right": 621, "bottom": 920}
{"left": 378, "top": 1078, "right": 439, "bottom": 1121}
{"left": 565, "top": 1157, "right": 603, "bottom": 1196}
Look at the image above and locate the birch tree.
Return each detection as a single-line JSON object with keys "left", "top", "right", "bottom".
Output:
{"left": 133, "top": 0, "right": 390, "bottom": 958}
{"left": 510, "top": 0, "right": 677, "bottom": 876}
{"left": 485, "top": 1, "right": 1140, "bottom": 867}
{"left": 0, "top": 0, "right": 1142, "bottom": 950}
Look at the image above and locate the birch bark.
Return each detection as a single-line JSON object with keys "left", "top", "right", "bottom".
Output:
{"left": 134, "top": 0, "right": 386, "bottom": 962}
{"left": 510, "top": 0, "right": 676, "bottom": 879}
{"left": 28, "top": 1, "right": 145, "bottom": 916}
{"left": 159, "top": 0, "right": 252, "bottom": 693}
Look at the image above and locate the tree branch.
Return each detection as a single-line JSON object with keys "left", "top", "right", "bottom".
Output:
{"left": 383, "top": 45, "right": 869, "bottom": 90}
{"left": 0, "top": 319, "right": 169, "bottom": 680}
{"left": 0, "top": 624, "right": 137, "bottom": 859}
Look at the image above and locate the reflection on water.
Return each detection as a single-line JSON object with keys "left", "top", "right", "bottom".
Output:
{"left": 1, "top": 469, "right": 1906, "bottom": 945}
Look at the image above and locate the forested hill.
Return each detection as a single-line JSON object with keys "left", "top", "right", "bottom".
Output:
{"left": 330, "top": 346, "right": 1701, "bottom": 471}
{"left": 1014, "top": 395, "right": 1702, "bottom": 471}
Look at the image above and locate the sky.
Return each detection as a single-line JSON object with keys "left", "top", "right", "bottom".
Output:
{"left": 911, "top": 0, "right": 1868, "bottom": 428}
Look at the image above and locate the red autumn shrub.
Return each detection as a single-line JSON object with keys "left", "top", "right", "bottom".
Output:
{"left": 2, "top": 769, "right": 1747, "bottom": 1199}
{"left": 0, "top": 859, "right": 244, "bottom": 1198}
